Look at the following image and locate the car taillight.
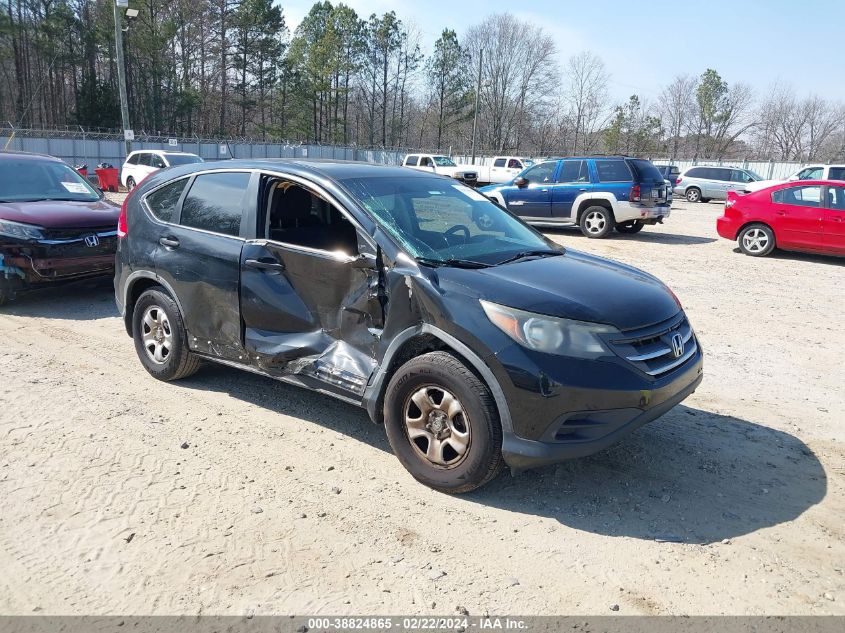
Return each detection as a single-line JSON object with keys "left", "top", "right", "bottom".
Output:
{"left": 725, "top": 198, "right": 735, "bottom": 208}
{"left": 117, "top": 195, "right": 129, "bottom": 238}
{"left": 630, "top": 184, "right": 641, "bottom": 202}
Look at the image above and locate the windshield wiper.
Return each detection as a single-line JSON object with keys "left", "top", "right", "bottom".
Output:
{"left": 416, "top": 256, "right": 491, "bottom": 269}
{"left": 495, "top": 249, "right": 563, "bottom": 265}
{"left": 0, "top": 198, "right": 49, "bottom": 203}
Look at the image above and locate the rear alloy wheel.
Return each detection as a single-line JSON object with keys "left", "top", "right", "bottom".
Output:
{"left": 616, "top": 220, "right": 645, "bottom": 234}
{"left": 132, "top": 288, "right": 201, "bottom": 381}
{"left": 383, "top": 351, "right": 504, "bottom": 493}
{"left": 126, "top": 177, "right": 136, "bottom": 192}
{"left": 579, "top": 205, "right": 614, "bottom": 238}
{"left": 685, "top": 187, "right": 701, "bottom": 203}
{"left": 738, "top": 224, "right": 776, "bottom": 257}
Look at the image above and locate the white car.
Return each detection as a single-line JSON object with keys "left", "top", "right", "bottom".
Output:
{"left": 402, "top": 154, "right": 478, "bottom": 186}
{"left": 120, "top": 150, "right": 203, "bottom": 191}
{"left": 743, "top": 164, "right": 845, "bottom": 192}
{"left": 471, "top": 156, "right": 535, "bottom": 185}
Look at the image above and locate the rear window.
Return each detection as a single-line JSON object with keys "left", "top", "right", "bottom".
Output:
{"left": 493, "top": 158, "right": 506, "bottom": 167}
{"left": 829, "top": 167, "right": 845, "bottom": 181}
{"left": 627, "top": 159, "right": 663, "bottom": 182}
{"left": 180, "top": 172, "right": 250, "bottom": 237}
{"left": 145, "top": 178, "right": 188, "bottom": 223}
{"left": 405, "top": 155, "right": 419, "bottom": 166}
{"left": 595, "top": 160, "right": 632, "bottom": 182}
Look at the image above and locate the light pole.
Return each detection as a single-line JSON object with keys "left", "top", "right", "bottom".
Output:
{"left": 470, "top": 48, "right": 482, "bottom": 164}
{"left": 113, "top": 1, "right": 136, "bottom": 156}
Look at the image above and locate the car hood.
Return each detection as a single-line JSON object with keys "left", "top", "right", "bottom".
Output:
{"left": 437, "top": 250, "right": 680, "bottom": 331}
{"left": 0, "top": 198, "right": 121, "bottom": 229}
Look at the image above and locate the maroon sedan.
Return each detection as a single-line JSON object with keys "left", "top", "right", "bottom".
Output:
{"left": 0, "top": 151, "right": 120, "bottom": 304}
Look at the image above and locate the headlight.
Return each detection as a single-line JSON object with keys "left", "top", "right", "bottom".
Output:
{"left": 0, "top": 219, "right": 44, "bottom": 240}
{"left": 480, "top": 300, "right": 619, "bottom": 359}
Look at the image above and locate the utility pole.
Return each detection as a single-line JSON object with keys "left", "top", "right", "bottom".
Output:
{"left": 470, "top": 48, "right": 482, "bottom": 164}
{"left": 113, "top": 1, "right": 132, "bottom": 156}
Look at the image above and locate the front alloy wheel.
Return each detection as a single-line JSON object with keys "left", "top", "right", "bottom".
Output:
{"left": 384, "top": 351, "right": 504, "bottom": 493}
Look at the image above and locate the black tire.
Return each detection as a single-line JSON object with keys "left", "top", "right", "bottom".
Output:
{"left": 132, "top": 288, "right": 201, "bottom": 381}
{"left": 737, "top": 223, "right": 776, "bottom": 257}
{"left": 383, "top": 351, "right": 504, "bottom": 494}
{"left": 579, "top": 205, "right": 614, "bottom": 238}
{"left": 685, "top": 187, "right": 701, "bottom": 203}
{"left": 615, "top": 220, "right": 645, "bottom": 234}
{"left": 0, "top": 287, "right": 8, "bottom": 307}
{"left": 126, "top": 177, "right": 136, "bottom": 192}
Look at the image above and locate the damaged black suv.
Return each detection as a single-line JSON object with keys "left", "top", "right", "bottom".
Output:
{"left": 115, "top": 160, "right": 703, "bottom": 493}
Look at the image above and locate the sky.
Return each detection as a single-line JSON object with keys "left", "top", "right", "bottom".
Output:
{"left": 279, "top": 0, "right": 845, "bottom": 104}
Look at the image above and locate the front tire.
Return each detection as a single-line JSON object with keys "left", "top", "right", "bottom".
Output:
{"left": 685, "top": 187, "right": 701, "bottom": 203}
{"left": 737, "top": 223, "right": 776, "bottom": 257}
{"left": 579, "top": 205, "right": 614, "bottom": 238}
{"left": 132, "top": 288, "right": 201, "bottom": 381}
{"left": 126, "top": 176, "right": 136, "bottom": 192}
{"left": 383, "top": 351, "right": 504, "bottom": 494}
{"left": 615, "top": 220, "right": 644, "bottom": 234}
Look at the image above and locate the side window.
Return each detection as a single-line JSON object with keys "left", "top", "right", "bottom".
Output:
{"left": 151, "top": 154, "right": 166, "bottom": 169}
{"left": 507, "top": 159, "right": 521, "bottom": 169}
{"left": 180, "top": 172, "right": 250, "bottom": 237}
{"left": 711, "top": 168, "right": 730, "bottom": 181}
{"left": 828, "top": 186, "right": 845, "bottom": 210}
{"left": 731, "top": 169, "right": 752, "bottom": 183}
{"left": 419, "top": 156, "right": 433, "bottom": 167}
{"left": 493, "top": 158, "right": 506, "bottom": 168}
{"left": 798, "top": 167, "right": 823, "bottom": 180}
{"left": 265, "top": 179, "right": 359, "bottom": 255}
{"left": 775, "top": 185, "right": 821, "bottom": 207}
{"left": 126, "top": 154, "right": 139, "bottom": 165}
{"left": 522, "top": 161, "right": 556, "bottom": 183}
{"left": 137, "top": 153, "right": 151, "bottom": 167}
{"left": 595, "top": 160, "right": 631, "bottom": 182}
{"left": 145, "top": 179, "right": 188, "bottom": 223}
{"left": 405, "top": 155, "right": 418, "bottom": 166}
{"left": 558, "top": 160, "right": 587, "bottom": 183}
{"left": 828, "top": 167, "right": 845, "bottom": 181}
{"left": 686, "top": 167, "right": 704, "bottom": 178}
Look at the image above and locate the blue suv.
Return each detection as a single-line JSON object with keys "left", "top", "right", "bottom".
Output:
{"left": 479, "top": 156, "right": 671, "bottom": 238}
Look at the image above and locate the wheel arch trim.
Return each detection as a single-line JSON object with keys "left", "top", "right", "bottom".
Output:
{"left": 363, "top": 324, "right": 514, "bottom": 434}
{"left": 122, "top": 270, "right": 187, "bottom": 334}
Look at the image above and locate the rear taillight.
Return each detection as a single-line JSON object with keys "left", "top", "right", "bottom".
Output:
{"left": 630, "top": 184, "right": 641, "bottom": 202}
{"left": 675, "top": 177, "right": 682, "bottom": 185}
{"left": 117, "top": 195, "right": 129, "bottom": 238}
{"left": 725, "top": 198, "right": 735, "bottom": 208}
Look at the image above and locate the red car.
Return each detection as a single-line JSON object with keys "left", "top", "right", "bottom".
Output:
{"left": 717, "top": 180, "right": 845, "bottom": 257}
{"left": 0, "top": 151, "right": 120, "bottom": 305}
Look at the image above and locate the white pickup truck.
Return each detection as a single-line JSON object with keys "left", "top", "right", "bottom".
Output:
{"left": 402, "top": 154, "right": 478, "bottom": 186}
{"left": 471, "top": 156, "right": 535, "bottom": 185}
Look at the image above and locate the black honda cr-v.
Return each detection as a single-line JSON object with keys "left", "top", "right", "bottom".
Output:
{"left": 115, "top": 159, "right": 703, "bottom": 493}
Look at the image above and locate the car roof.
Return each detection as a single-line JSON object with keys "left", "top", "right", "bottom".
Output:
{"left": 0, "top": 150, "right": 63, "bottom": 162}
{"left": 142, "top": 158, "right": 436, "bottom": 183}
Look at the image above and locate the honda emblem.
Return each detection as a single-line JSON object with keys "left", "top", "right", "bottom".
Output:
{"left": 671, "top": 332, "right": 685, "bottom": 358}
{"left": 84, "top": 234, "right": 100, "bottom": 248}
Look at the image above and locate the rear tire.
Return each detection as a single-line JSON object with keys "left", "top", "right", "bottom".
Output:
{"left": 383, "top": 351, "right": 504, "bottom": 494}
{"left": 685, "top": 187, "right": 701, "bottom": 203}
{"left": 737, "top": 223, "right": 776, "bottom": 257}
{"left": 615, "top": 220, "right": 644, "bottom": 234}
{"left": 132, "top": 288, "right": 201, "bottom": 381}
{"left": 579, "top": 205, "right": 614, "bottom": 238}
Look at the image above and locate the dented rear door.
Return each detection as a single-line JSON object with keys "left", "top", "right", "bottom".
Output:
{"left": 239, "top": 239, "right": 382, "bottom": 397}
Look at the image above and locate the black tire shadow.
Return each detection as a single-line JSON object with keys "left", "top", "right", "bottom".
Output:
{"left": 0, "top": 277, "right": 116, "bottom": 321}
{"left": 734, "top": 248, "right": 845, "bottom": 267}
{"left": 464, "top": 405, "right": 825, "bottom": 543}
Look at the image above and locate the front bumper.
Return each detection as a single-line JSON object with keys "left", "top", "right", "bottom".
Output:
{"left": 489, "top": 333, "right": 704, "bottom": 471}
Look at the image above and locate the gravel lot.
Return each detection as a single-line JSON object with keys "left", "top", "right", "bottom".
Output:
{"left": 0, "top": 197, "right": 843, "bottom": 615}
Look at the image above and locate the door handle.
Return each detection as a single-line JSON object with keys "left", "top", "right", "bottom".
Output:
{"left": 578, "top": 188, "right": 588, "bottom": 191}
{"left": 159, "top": 236, "right": 180, "bottom": 248}
{"left": 245, "top": 257, "right": 285, "bottom": 271}
{"left": 776, "top": 211, "right": 787, "bottom": 216}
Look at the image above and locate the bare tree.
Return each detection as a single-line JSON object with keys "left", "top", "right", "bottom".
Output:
{"left": 463, "top": 13, "right": 557, "bottom": 153}
{"left": 564, "top": 51, "right": 609, "bottom": 155}
{"left": 657, "top": 74, "right": 695, "bottom": 160}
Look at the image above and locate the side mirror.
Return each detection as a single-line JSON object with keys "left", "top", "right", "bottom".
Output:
{"left": 349, "top": 252, "right": 377, "bottom": 269}
{"left": 514, "top": 176, "right": 528, "bottom": 188}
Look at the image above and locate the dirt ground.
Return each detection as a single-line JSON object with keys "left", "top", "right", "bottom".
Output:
{"left": 0, "top": 197, "right": 843, "bottom": 616}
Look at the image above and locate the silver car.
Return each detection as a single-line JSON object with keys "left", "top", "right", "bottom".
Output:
{"left": 673, "top": 166, "right": 762, "bottom": 203}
